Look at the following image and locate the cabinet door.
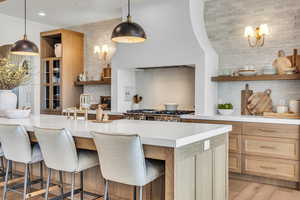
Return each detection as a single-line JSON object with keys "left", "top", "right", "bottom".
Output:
{"left": 41, "top": 58, "right": 62, "bottom": 113}
{"left": 41, "top": 60, "right": 51, "bottom": 110}
{"left": 229, "top": 135, "right": 241, "bottom": 153}
{"left": 213, "top": 143, "right": 227, "bottom": 200}
{"left": 229, "top": 153, "right": 242, "bottom": 173}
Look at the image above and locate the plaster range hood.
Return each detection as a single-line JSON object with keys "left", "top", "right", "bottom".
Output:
{"left": 136, "top": 65, "right": 195, "bottom": 70}
{"left": 112, "top": 0, "right": 219, "bottom": 115}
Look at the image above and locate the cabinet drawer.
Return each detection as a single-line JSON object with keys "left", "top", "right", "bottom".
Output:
{"left": 243, "top": 136, "right": 299, "bottom": 160}
{"left": 244, "top": 156, "right": 299, "bottom": 182}
{"left": 229, "top": 135, "right": 241, "bottom": 153}
{"left": 229, "top": 153, "right": 241, "bottom": 173}
{"left": 243, "top": 123, "right": 299, "bottom": 139}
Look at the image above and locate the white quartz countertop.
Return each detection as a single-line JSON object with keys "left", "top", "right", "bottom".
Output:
{"left": 62, "top": 109, "right": 123, "bottom": 116}
{"left": 181, "top": 114, "right": 300, "bottom": 125}
{"left": 0, "top": 115, "right": 231, "bottom": 148}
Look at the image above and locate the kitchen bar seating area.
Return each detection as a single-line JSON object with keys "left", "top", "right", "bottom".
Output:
{"left": 0, "top": 115, "right": 231, "bottom": 200}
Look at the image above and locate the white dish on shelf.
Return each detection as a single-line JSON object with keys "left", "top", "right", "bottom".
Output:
{"left": 239, "top": 71, "right": 257, "bottom": 76}
{"left": 218, "top": 109, "right": 234, "bottom": 116}
{"left": 4, "top": 109, "right": 31, "bottom": 119}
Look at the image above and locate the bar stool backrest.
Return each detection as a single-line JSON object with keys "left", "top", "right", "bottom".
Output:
{"left": 91, "top": 132, "right": 147, "bottom": 186}
{"left": 34, "top": 127, "right": 78, "bottom": 172}
{"left": 0, "top": 124, "right": 32, "bottom": 163}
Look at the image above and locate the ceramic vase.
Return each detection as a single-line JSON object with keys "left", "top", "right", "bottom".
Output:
{"left": 0, "top": 90, "right": 17, "bottom": 116}
{"left": 54, "top": 43, "right": 62, "bottom": 57}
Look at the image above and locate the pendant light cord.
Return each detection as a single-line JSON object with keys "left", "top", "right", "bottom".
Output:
{"left": 127, "top": 0, "right": 131, "bottom": 21}
{"left": 24, "top": 0, "right": 27, "bottom": 38}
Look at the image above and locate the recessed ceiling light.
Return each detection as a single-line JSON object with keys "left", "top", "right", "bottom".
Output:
{"left": 38, "top": 12, "right": 46, "bottom": 17}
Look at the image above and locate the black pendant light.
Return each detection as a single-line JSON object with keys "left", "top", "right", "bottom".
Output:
{"left": 111, "top": 0, "right": 146, "bottom": 43}
{"left": 11, "top": 0, "right": 39, "bottom": 56}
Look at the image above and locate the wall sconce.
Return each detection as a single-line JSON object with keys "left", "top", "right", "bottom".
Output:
{"left": 94, "top": 44, "right": 116, "bottom": 80}
{"left": 244, "top": 24, "right": 269, "bottom": 48}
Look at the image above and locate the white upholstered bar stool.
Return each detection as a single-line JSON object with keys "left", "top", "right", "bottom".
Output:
{"left": 91, "top": 132, "right": 164, "bottom": 200}
{"left": 0, "top": 124, "right": 44, "bottom": 200}
{"left": 34, "top": 127, "right": 99, "bottom": 200}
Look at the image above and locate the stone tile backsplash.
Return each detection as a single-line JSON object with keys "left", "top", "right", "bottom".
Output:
{"left": 68, "top": 19, "right": 121, "bottom": 103}
{"left": 205, "top": 0, "right": 300, "bottom": 113}
{"left": 218, "top": 80, "right": 300, "bottom": 114}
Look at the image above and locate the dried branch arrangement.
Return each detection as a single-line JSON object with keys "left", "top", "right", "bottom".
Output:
{"left": 0, "top": 58, "right": 30, "bottom": 90}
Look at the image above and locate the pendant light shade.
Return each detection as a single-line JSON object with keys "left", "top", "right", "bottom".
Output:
{"left": 111, "top": 0, "right": 146, "bottom": 43}
{"left": 11, "top": 0, "right": 39, "bottom": 56}
{"left": 11, "top": 36, "right": 39, "bottom": 56}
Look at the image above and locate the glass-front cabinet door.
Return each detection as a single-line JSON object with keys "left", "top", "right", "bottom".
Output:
{"left": 41, "top": 58, "right": 62, "bottom": 113}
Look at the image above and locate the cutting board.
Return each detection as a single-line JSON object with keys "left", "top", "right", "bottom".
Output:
{"left": 287, "top": 49, "right": 300, "bottom": 72}
{"left": 247, "top": 89, "right": 273, "bottom": 115}
{"left": 241, "top": 84, "right": 253, "bottom": 115}
{"left": 263, "top": 112, "right": 300, "bottom": 119}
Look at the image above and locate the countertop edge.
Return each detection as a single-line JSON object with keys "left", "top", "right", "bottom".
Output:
{"left": 180, "top": 114, "right": 300, "bottom": 125}
{"left": 175, "top": 125, "right": 232, "bottom": 148}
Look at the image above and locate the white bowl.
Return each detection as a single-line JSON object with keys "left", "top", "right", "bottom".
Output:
{"left": 164, "top": 103, "right": 179, "bottom": 111}
{"left": 239, "top": 71, "right": 257, "bottom": 76}
{"left": 218, "top": 109, "right": 234, "bottom": 115}
{"left": 4, "top": 109, "right": 31, "bottom": 119}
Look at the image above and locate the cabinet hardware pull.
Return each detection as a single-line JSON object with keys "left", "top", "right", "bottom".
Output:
{"left": 260, "top": 146, "right": 276, "bottom": 150}
{"left": 260, "top": 166, "right": 276, "bottom": 170}
{"left": 258, "top": 129, "right": 276, "bottom": 133}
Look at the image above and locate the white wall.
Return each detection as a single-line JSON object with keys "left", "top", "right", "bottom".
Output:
{"left": 0, "top": 13, "right": 55, "bottom": 114}
{"left": 112, "top": 0, "right": 218, "bottom": 114}
{"left": 135, "top": 67, "right": 195, "bottom": 110}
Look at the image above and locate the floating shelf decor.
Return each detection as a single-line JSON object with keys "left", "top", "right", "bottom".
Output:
{"left": 74, "top": 79, "right": 111, "bottom": 86}
{"left": 211, "top": 74, "right": 300, "bottom": 82}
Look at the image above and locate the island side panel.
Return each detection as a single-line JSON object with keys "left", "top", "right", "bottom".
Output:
{"left": 174, "top": 133, "right": 228, "bottom": 200}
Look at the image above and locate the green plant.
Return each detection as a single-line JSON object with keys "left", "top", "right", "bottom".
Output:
{"left": 0, "top": 58, "right": 30, "bottom": 90}
{"left": 218, "top": 103, "right": 233, "bottom": 110}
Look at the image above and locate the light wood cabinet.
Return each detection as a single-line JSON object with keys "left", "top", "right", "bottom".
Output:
{"left": 244, "top": 155, "right": 299, "bottom": 182}
{"left": 181, "top": 118, "right": 300, "bottom": 188}
{"left": 229, "top": 153, "right": 242, "bottom": 173}
{"left": 243, "top": 123, "right": 299, "bottom": 139}
{"left": 229, "top": 135, "right": 241, "bottom": 153}
{"left": 243, "top": 135, "right": 299, "bottom": 160}
{"left": 40, "top": 29, "right": 84, "bottom": 114}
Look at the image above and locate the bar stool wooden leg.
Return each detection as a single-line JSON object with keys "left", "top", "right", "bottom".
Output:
{"left": 23, "top": 164, "right": 29, "bottom": 200}
{"left": 3, "top": 160, "right": 10, "bottom": 200}
{"left": 59, "top": 171, "right": 64, "bottom": 199}
{"left": 45, "top": 168, "right": 52, "bottom": 200}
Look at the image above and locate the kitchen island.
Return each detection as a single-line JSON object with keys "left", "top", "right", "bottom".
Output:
{"left": 0, "top": 115, "right": 232, "bottom": 200}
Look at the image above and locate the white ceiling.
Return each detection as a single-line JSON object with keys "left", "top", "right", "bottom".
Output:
{"left": 0, "top": 0, "right": 123, "bottom": 27}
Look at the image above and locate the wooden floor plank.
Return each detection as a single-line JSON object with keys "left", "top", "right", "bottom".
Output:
{"left": 229, "top": 179, "right": 300, "bottom": 200}
{"left": 0, "top": 178, "right": 300, "bottom": 200}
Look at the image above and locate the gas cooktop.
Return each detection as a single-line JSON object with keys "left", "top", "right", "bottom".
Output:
{"left": 126, "top": 109, "right": 194, "bottom": 115}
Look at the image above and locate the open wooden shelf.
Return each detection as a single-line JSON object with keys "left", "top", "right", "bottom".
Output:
{"left": 211, "top": 74, "right": 300, "bottom": 82}
{"left": 42, "top": 57, "right": 62, "bottom": 61}
{"left": 74, "top": 79, "right": 111, "bottom": 86}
